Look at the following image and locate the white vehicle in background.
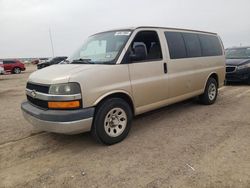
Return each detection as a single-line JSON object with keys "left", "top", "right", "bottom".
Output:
{"left": 0, "top": 61, "right": 5, "bottom": 74}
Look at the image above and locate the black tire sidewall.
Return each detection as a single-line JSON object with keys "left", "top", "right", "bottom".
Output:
{"left": 92, "top": 98, "right": 132, "bottom": 145}
{"left": 200, "top": 77, "right": 218, "bottom": 105}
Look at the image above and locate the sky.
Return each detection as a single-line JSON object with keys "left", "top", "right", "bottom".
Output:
{"left": 0, "top": 0, "right": 250, "bottom": 58}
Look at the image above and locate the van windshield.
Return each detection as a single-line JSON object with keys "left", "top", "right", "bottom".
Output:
{"left": 69, "top": 31, "right": 132, "bottom": 64}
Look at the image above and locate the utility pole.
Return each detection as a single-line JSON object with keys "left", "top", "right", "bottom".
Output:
{"left": 49, "top": 28, "right": 55, "bottom": 57}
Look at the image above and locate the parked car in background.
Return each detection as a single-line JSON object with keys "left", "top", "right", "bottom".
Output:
{"left": 21, "top": 26, "right": 225, "bottom": 145}
{"left": 31, "top": 59, "right": 39, "bottom": 65}
{"left": 39, "top": 57, "right": 49, "bottom": 64}
{"left": 0, "top": 62, "right": 5, "bottom": 74}
{"left": 31, "top": 58, "right": 49, "bottom": 65}
{"left": 37, "top": 56, "right": 67, "bottom": 69}
{"left": 0, "top": 67, "right": 4, "bottom": 74}
{"left": 2, "top": 60, "right": 25, "bottom": 74}
{"left": 225, "top": 46, "right": 250, "bottom": 84}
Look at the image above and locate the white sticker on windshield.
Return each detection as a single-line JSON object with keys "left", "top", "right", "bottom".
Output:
{"left": 115, "top": 31, "right": 131, "bottom": 36}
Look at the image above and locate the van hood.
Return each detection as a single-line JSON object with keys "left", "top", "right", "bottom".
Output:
{"left": 29, "top": 64, "right": 99, "bottom": 84}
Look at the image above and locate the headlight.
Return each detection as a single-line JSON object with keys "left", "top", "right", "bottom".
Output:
{"left": 237, "top": 63, "right": 250, "bottom": 70}
{"left": 49, "top": 83, "right": 81, "bottom": 95}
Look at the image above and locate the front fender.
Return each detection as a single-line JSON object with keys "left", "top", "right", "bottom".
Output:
{"left": 93, "top": 90, "right": 134, "bottom": 106}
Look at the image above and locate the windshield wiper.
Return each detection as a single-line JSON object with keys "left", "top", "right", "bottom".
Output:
{"left": 71, "top": 58, "right": 95, "bottom": 64}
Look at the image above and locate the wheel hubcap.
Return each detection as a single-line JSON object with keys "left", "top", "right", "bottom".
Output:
{"left": 104, "top": 108, "right": 127, "bottom": 137}
{"left": 208, "top": 83, "right": 216, "bottom": 100}
{"left": 15, "top": 68, "right": 20, "bottom": 73}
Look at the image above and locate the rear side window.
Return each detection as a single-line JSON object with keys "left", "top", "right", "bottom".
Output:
{"left": 199, "top": 34, "right": 222, "bottom": 56}
{"left": 3, "top": 61, "right": 15, "bottom": 64}
{"left": 165, "top": 32, "right": 187, "bottom": 59}
{"left": 165, "top": 31, "right": 223, "bottom": 59}
{"left": 182, "top": 33, "right": 201, "bottom": 58}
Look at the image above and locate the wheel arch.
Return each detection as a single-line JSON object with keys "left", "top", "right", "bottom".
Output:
{"left": 93, "top": 90, "right": 135, "bottom": 115}
{"left": 203, "top": 72, "right": 219, "bottom": 91}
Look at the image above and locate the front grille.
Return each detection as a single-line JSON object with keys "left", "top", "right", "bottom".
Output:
{"left": 26, "top": 82, "right": 50, "bottom": 93}
{"left": 27, "top": 95, "right": 48, "bottom": 109}
{"left": 26, "top": 82, "right": 50, "bottom": 109}
{"left": 226, "top": 66, "right": 236, "bottom": 73}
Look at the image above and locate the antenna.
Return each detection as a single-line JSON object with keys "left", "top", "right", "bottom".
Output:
{"left": 49, "top": 27, "right": 55, "bottom": 57}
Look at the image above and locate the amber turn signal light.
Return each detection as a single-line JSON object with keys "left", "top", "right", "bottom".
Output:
{"left": 48, "top": 101, "right": 80, "bottom": 109}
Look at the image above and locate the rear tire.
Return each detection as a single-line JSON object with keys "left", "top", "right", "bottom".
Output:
{"left": 91, "top": 98, "right": 132, "bottom": 145}
{"left": 199, "top": 77, "right": 218, "bottom": 105}
{"left": 13, "top": 67, "right": 21, "bottom": 74}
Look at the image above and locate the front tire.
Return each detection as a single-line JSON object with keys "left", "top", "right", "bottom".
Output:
{"left": 13, "top": 67, "right": 21, "bottom": 74}
{"left": 91, "top": 98, "right": 132, "bottom": 145}
{"left": 199, "top": 77, "right": 218, "bottom": 105}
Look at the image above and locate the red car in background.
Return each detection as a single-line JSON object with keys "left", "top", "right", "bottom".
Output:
{"left": 0, "top": 60, "right": 26, "bottom": 74}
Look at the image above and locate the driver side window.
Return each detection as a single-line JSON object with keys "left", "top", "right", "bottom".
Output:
{"left": 124, "top": 31, "right": 162, "bottom": 63}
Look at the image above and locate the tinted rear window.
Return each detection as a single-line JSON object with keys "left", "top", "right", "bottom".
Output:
{"left": 199, "top": 34, "right": 222, "bottom": 56}
{"left": 3, "top": 61, "right": 15, "bottom": 64}
{"left": 165, "top": 31, "right": 223, "bottom": 59}
{"left": 165, "top": 32, "right": 187, "bottom": 59}
{"left": 182, "top": 33, "right": 202, "bottom": 58}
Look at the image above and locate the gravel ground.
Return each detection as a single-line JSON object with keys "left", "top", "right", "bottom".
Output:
{"left": 0, "top": 65, "right": 250, "bottom": 188}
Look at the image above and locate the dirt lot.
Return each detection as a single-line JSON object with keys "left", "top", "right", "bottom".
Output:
{"left": 0, "top": 65, "right": 250, "bottom": 188}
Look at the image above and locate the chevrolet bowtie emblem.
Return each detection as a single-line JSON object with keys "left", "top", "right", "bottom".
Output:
{"left": 31, "top": 90, "right": 37, "bottom": 98}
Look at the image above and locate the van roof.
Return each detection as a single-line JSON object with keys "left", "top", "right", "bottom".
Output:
{"left": 100, "top": 26, "right": 217, "bottom": 35}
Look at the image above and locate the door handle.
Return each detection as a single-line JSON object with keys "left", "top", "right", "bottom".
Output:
{"left": 163, "top": 63, "right": 167, "bottom": 74}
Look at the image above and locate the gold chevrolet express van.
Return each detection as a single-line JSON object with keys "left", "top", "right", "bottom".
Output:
{"left": 21, "top": 26, "right": 225, "bottom": 145}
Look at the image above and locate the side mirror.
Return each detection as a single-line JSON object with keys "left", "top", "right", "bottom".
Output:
{"left": 129, "top": 44, "right": 147, "bottom": 62}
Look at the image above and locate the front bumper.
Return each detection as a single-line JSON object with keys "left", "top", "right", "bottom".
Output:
{"left": 21, "top": 101, "right": 95, "bottom": 134}
{"left": 226, "top": 68, "right": 250, "bottom": 82}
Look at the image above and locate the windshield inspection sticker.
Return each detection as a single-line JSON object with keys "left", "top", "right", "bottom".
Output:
{"left": 115, "top": 31, "right": 131, "bottom": 36}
